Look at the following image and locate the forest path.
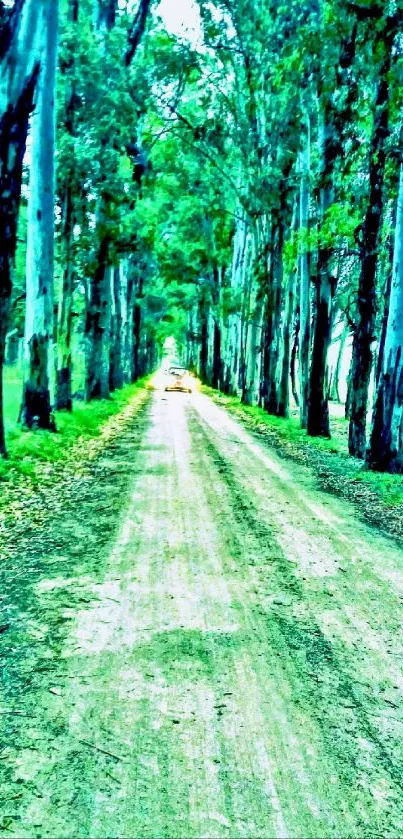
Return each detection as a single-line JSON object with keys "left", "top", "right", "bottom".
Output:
{"left": 2, "top": 386, "right": 403, "bottom": 837}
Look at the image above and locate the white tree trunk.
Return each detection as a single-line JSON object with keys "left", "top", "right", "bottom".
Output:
{"left": 0, "top": 0, "right": 47, "bottom": 453}
{"left": 299, "top": 117, "right": 311, "bottom": 428}
{"left": 21, "top": 0, "right": 59, "bottom": 429}
{"left": 368, "top": 163, "right": 403, "bottom": 472}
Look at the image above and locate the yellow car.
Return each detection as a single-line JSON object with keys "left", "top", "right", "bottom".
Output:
{"left": 165, "top": 367, "right": 193, "bottom": 394}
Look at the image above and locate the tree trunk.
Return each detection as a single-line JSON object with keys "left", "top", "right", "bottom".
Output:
{"left": 307, "top": 269, "right": 334, "bottom": 437}
{"left": 212, "top": 319, "right": 222, "bottom": 389}
{"left": 97, "top": 0, "right": 118, "bottom": 31}
{"left": 132, "top": 274, "right": 143, "bottom": 382}
{"left": 85, "top": 241, "right": 111, "bottom": 400}
{"left": 375, "top": 249, "right": 393, "bottom": 390}
{"left": 345, "top": 354, "right": 353, "bottom": 419}
{"left": 109, "top": 264, "right": 124, "bottom": 391}
{"left": 329, "top": 320, "right": 348, "bottom": 403}
{"left": 20, "top": 0, "right": 59, "bottom": 430}
{"left": 299, "top": 119, "right": 311, "bottom": 428}
{"left": 307, "top": 107, "right": 335, "bottom": 438}
{"left": 199, "top": 296, "right": 209, "bottom": 383}
{"left": 55, "top": 0, "right": 79, "bottom": 410}
{"left": 263, "top": 223, "right": 284, "bottom": 414}
{"left": 122, "top": 266, "right": 135, "bottom": 383}
{"left": 56, "top": 185, "right": 74, "bottom": 410}
{"left": 368, "top": 163, "right": 403, "bottom": 472}
{"left": 291, "top": 307, "right": 300, "bottom": 408}
{"left": 348, "top": 29, "right": 394, "bottom": 458}
{"left": 276, "top": 202, "right": 298, "bottom": 418}
{"left": 0, "top": 0, "right": 44, "bottom": 454}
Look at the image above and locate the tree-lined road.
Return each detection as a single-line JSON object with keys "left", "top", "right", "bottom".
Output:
{"left": 2, "top": 389, "right": 403, "bottom": 837}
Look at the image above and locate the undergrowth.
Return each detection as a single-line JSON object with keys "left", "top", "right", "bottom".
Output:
{"left": 0, "top": 378, "right": 151, "bottom": 486}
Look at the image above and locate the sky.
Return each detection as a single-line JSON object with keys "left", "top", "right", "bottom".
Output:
{"left": 157, "top": 0, "right": 202, "bottom": 42}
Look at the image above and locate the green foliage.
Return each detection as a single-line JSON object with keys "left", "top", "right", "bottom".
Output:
{"left": 0, "top": 376, "right": 151, "bottom": 484}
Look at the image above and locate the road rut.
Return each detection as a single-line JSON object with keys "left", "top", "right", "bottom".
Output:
{"left": 2, "top": 388, "right": 403, "bottom": 838}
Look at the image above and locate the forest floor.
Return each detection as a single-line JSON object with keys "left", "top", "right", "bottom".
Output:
{"left": 2, "top": 383, "right": 403, "bottom": 837}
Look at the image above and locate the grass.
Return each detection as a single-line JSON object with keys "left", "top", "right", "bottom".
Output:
{"left": 1, "top": 366, "right": 150, "bottom": 484}
{"left": 202, "top": 385, "right": 403, "bottom": 536}
{"left": 217, "top": 394, "right": 344, "bottom": 454}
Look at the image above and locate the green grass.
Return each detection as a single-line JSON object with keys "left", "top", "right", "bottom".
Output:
{"left": 204, "top": 389, "right": 344, "bottom": 454}
{"left": 4, "top": 365, "right": 23, "bottom": 430}
{"left": 1, "top": 367, "right": 150, "bottom": 484}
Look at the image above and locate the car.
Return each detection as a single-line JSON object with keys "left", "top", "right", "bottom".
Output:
{"left": 165, "top": 367, "right": 193, "bottom": 393}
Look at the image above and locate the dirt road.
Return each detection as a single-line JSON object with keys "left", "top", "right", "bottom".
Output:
{"left": 2, "top": 386, "right": 403, "bottom": 838}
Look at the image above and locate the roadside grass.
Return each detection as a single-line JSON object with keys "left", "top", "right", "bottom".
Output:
{"left": 1, "top": 370, "right": 151, "bottom": 486}
{"left": 202, "top": 385, "right": 403, "bottom": 538}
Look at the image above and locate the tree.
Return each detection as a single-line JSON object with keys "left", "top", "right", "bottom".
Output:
{"left": 368, "top": 162, "right": 403, "bottom": 473}
{"left": 0, "top": 0, "right": 47, "bottom": 455}
{"left": 55, "top": 0, "right": 80, "bottom": 411}
{"left": 348, "top": 9, "right": 401, "bottom": 458}
{"left": 20, "top": 0, "right": 59, "bottom": 430}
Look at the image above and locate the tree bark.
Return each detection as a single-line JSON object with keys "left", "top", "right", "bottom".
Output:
{"left": 276, "top": 202, "right": 298, "bottom": 417}
{"left": 368, "top": 163, "right": 403, "bottom": 472}
{"left": 199, "top": 296, "right": 209, "bottom": 384}
{"left": 85, "top": 239, "right": 112, "bottom": 400}
{"left": 291, "top": 307, "right": 300, "bottom": 408}
{"left": 329, "top": 320, "right": 348, "bottom": 403}
{"left": 109, "top": 263, "right": 124, "bottom": 391}
{"left": 307, "top": 107, "right": 335, "bottom": 437}
{"left": 56, "top": 184, "right": 75, "bottom": 410}
{"left": 55, "top": 0, "right": 79, "bottom": 410}
{"left": 132, "top": 273, "right": 143, "bottom": 381}
{"left": 307, "top": 267, "right": 334, "bottom": 437}
{"left": 299, "top": 121, "right": 311, "bottom": 428}
{"left": 263, "top": 223, "right": 283, "bottom": 414}
{"left": 20, "top": 0, "right": 59, "bottom": 430}
{"left": 348, "top": 21, "right": 395, "bottom": 457}
{"left": 97, "top": 0, "right": 118, "bottom": 31}
{"left": 0, "top": 0, "right": 44, "bottom": 454}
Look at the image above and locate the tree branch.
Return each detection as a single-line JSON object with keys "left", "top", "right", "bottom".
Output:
{"left": 125, "top": 0, "right": 153, "bottom": 66}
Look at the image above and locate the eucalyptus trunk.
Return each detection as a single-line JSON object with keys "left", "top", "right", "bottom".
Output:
{"left": 56, "top": 185, "right": 75, "bottom": 410}
{"left": 299, "top": 123, "right": 311, "bottom": 428}
{"left": 348, "top": 26, "right": 395, "bottom": 458}
{"left": 291, "top": 308, "right": 300, "bottom": 408}
{"left": 368, "top": 163, "right": 403, "bottom": 473}
{"left": 55, "top": 0, "right": 79, "bottom": 410}
{"left": 329, "top": 321, "right": 348, "bottom": 403}
{"left": 132, "top": 274, "right": 144, "bottom": 382}
{"left": 307, "top": 104, "right": 336, "bottom": 438}
{"left": 263, "top": 223, "right": 283, "bottom": 414}
{"left": 276, "top": 201, "right": 298, "bottom": 418}
{"left": 85, "top": 241, "right": 111, "bottom": 400}
{"left": 20, "top": 0, "right": 59, "bottom": 430}
{"left": 0, "top": 0, "right": 45, "bottom": 454}
{"left": 109, "top": 264, "right": 124, "bottom": 391}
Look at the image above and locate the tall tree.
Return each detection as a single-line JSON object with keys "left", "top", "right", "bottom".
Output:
{"left": 368, "top": 163, "right": 403, "bottom": 473}
{"left": 348, "top": 9, "right": 400, "bottom": 458}
{"left": 298, "top": 113, "right": 311, "bottom": 428}
{"left": 0, "top": 0, "right": 46, "bottom": 454}
{"left": 20, "top": 0, "right": 59, "bottom": 429}
{"left": 55, "top": 0, "right": 80, "bottom": 410}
